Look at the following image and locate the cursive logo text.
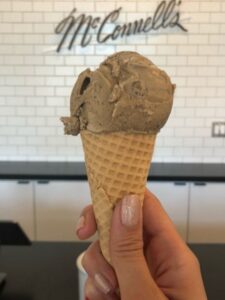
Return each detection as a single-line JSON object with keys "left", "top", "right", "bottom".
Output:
{"left": 55, "top": 0, "right": 187, "bottom": 52}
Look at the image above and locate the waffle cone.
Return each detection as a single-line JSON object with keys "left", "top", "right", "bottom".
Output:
{"left": 81, "top": 131, "right": 156, "bottom": 263}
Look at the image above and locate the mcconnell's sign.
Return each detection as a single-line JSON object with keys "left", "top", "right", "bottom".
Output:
{"left": 55, "top": 0, "right": 187, "bottom": 52}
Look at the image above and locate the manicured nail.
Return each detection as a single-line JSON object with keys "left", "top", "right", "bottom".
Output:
{"left": 94, "top": 273, "right": 112, "bottom": 295}
{"left": 121, "top": 195, "right": 140, "bottom": 227}
{"left": 85, "top": 297, "right": 90, "bottom": 300}
{"left": 76, "top": 215, "right": 85, "bottom": 235}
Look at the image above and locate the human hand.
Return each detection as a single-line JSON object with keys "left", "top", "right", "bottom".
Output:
{"left": 76, "top": 189, "right": 207, "bottom": 300}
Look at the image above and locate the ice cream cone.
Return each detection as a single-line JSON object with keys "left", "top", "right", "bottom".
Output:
{"left": 61, "top": 51, "right": 175, "bottom": 264}
{"left": 81, "top": 130, "right": 156, "bottom": 263}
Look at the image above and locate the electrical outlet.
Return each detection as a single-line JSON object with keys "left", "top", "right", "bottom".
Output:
{"left": 212, "top": 122, "right": 225, "bottom": 137}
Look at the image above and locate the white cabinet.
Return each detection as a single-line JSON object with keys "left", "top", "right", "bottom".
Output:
{"left": 35, "top": 180, "right": 92, "bottom": 241}
{"left": 188, "top": 182, "right": 225, "bottom": 243}
{"left": 0, "top": 180, "right": 34, "bottom": 240}
{"left": 1, "top": 178, "right": 224, "bottom": 243}
{"left": 147, "top": 181, "right": 189, "bottom": 240}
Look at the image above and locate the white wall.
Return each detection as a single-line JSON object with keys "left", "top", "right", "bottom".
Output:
{"left": 0, "top": 0, "right": 225, "bottom": 162}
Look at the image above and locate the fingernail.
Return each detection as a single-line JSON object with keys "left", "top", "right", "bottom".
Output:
{"left": 94, "top": 273, "right": 112, "bottom": 295}
{"left": 121, "top": 195, "right": 140, "bottom": 227}
{"left": 76, "top": 215, "right": 85, "bottom": 235}
{"left": 85, "top": 298, "right": 90, "bottom": 300}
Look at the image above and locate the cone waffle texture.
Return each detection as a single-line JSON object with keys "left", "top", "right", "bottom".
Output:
{"left": 81, "top": 130, "right": 156, "bottom": 263}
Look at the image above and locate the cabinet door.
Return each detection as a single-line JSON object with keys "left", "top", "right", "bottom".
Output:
{"left": 147, "top": 181, "right": 189, "bottom": 240}
{"left": 189, "top": 182, "right": 225, "bottom": 243}
{"left": 35, "top": 180, "right": 92, "bottom": 241}
{"left": 0, "top": 180, "right": 34, "bottom": 240}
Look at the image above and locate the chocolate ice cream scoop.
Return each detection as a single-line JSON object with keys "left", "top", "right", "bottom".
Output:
{"left": 61, "top": 51, "right": 175, "bottom": 135}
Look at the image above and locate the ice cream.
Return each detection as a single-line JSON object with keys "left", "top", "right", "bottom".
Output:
{"left": 61, "top": 51, "right": 175, "bottom": 263}
{"left": 61, "top": 51, "right": 174, "bottom": 136}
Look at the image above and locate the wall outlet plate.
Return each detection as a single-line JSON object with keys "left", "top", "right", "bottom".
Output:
{"left": 212, "top": 122, "right": 225, "bottom": 137}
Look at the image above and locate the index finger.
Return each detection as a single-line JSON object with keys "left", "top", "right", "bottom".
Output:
{"left": 76, "top": 205, "right": 97, "bottom": 240}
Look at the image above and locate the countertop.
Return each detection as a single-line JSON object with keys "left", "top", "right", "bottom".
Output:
{"left": 0, "top": 242, "right": 225, "bottom": 300}
{"left": 0, "top": 161, "right": 225, "bottom": 181}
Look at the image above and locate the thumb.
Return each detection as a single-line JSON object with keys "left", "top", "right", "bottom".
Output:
{"left": 110, "top": 195, "right": 165, "bottom": 300}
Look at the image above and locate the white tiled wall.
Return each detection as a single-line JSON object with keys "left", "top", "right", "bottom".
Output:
{"left": 0, "top": 0, "right": 225, "bottom": 162}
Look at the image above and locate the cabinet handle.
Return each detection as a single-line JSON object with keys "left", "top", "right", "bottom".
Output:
{"left": 17, "top": 180, "right": 30, "bottom": 184}
{"left": 174, "top": 182, "right": 186, "bottom": 186}
{"left": 37, "top": 180, "right": 50, "bottom": 184}
{"left": 194, "top": 182, "right": 207, "bottom": 186}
